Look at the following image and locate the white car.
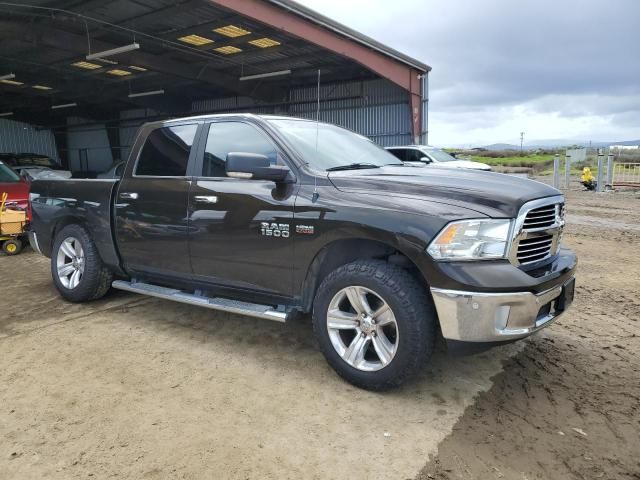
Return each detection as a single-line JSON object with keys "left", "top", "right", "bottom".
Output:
{"left": 386, "top": 145, "right": 491, "bottom": 171}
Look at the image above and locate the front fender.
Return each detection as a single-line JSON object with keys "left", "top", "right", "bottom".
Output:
{"left": 292, "top": 185, "right": 485, "bottom": 303}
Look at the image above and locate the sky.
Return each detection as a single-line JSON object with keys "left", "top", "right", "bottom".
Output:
{"left": 296, "top": 0, "right": 640, "bottom": 147}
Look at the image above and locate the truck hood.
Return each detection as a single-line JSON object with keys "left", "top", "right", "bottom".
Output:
{"left": 328, "top": 165, "right": 560, "bottom": 218}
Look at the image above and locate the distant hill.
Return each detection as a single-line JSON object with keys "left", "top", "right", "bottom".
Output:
{"left": 608, "top": 140, "right": 640, "bottom": 146}
{"left": 480, "top": 139, "right": 640, "bottom": 149}
{"left": 483, "top": 143, "right": 521, "bottom": 150}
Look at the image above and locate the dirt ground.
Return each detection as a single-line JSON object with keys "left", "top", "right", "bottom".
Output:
{"left": 1, "top": 186, "right": 639, "bottom": 479}
{"left": 418, "top": 186, "right": 640, "bottom": 480}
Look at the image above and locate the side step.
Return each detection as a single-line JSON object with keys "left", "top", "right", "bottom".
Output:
{"left": 112, "top": 280, "right": 288, "bottom": 323}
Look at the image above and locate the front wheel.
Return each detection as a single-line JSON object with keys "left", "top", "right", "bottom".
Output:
{"left": 312, "top": 260, "right": 436, "bottom": 391}
{"left": 51, "top": 224, "right": 113, "bottom": 302}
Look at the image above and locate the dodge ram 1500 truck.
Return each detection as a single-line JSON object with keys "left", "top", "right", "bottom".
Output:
{"left": 29, "top": 114, "right": 576, "bottom": 390}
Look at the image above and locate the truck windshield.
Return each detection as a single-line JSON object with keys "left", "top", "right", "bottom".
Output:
{"left": 421, "top": 148, "right": 457, "bottom": 162}
{"left": 0, "top": 162, "right": 20, "bottom": 182}
{"left": 268, "top": 119, "right": 402, "bottom": 171}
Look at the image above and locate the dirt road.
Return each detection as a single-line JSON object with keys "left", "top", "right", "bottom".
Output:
{"left": 1, "top": 188, "right": 638, "bottom": 479}
{"left": 418, "top": 188, "right": 640, "bottom": 480}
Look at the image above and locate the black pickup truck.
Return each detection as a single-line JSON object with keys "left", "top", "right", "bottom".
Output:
{"left": 29, "top": 114, "right": 576, "bottom": 390}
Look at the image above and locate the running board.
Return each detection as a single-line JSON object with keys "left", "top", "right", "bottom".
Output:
{"left": 112, "top": 280, "right": 288, "bottom": 323}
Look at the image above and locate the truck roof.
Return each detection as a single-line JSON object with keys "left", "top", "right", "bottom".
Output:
{"left": 144, "top": 113, "right": 314, "bottom": 129}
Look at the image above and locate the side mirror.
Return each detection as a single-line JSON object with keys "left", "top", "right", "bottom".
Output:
{"left": 420, "top": 156, "right": 432, "bottom": 163}
{"left": 226, "top": 152, "right": 291, "bottom": 182}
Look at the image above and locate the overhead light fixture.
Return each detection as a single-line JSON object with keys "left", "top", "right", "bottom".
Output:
{"left": 0, "top": 79, "right": 24, "bottom": 86}
{"left": 0, "top": 112, "right": 13, "bottom": 117}
{"left": 214, "top": 46, "right": 242, "bottom": 55}
{"left": 72, "top": 61, "right": 102, "bottom": 70}
{"left": 178, "top": 34, "right": 214, "bottom": 46}
{"left": 128, "top": 89, "right": 164, "bottom": 98}
{"left": 240, "top": 69, "right": 291, "bottom": 81}
{"left": 0, "top": 73, "right": 16, "bottom": 81}
{"left": 249, "top": 38, "right": 281, "bottom": 48}
{"left": 129, "top": 65, "right": 148, "bottom": 72}
{"left": 51, "top": 102, "right": 77, "bottom": 110}
{"left": 95, "top": 57, "right": 118, "bottom": 65}
{"left": 33, "top": 85, "right": 53, "bottom": 91}
{"left": 86, "top": 42, "right": 140, "bottom": 60}
{"left": 106, "top": 69, "right": 132, "bottom": 76}
{"left": 214, "top": 25, "right": 251, "bottom": 37}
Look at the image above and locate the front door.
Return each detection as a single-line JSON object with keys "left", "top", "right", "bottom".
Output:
{"left": 188, "top": 121, "right": 296, "bottom": 296}
{"left": 115, "top": 123, "right": 199, "bottom": 278}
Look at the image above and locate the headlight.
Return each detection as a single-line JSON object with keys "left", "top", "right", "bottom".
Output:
{"left": 427, "top": 219, "right": 512, "bottom": 260}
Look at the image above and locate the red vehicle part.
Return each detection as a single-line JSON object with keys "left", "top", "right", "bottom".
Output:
{"left": 0, "top": 162, "right": 31, "bottom": 221}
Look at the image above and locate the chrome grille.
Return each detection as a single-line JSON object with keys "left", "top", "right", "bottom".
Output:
{"left": 517, "top": 234, "right": 554, "bottom": 263}
{"left": 523, "top": 205, "right": 557, "bottom": 230}
{"left": 509, "top": 196, "right": 565, "bottom": 267}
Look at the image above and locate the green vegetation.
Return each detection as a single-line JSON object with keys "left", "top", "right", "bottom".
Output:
{"left": 467, "top": 153, "right": 555, "bottom": 168}
{"left": 451, "top": 150, "right": 560, "bottom": 173}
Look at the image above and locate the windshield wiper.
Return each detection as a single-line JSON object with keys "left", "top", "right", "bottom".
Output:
{"left": 326, "top": 163, "right": 381, "bottom": 171}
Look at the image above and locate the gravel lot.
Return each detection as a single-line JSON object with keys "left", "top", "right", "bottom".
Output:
{"left": 1, "top": 186, "right": 638, "bottom": 479}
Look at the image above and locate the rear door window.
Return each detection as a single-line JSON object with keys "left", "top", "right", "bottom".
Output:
{"left": 406, "top": 149, "right": 425, "bottom": 162}
{"left": 135, "top": 124, "right": 198, "bottom": 177}
{"left": 202, "top": 122, "right": 278, "bottom": 177}
{"left": 388, "top": 149, "right": 406, "bottom": 161}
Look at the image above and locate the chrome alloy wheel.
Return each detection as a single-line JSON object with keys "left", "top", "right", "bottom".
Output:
{"left": 326, "top": 286, "right": 399, "bottom": 372}
{"left": 56, "top": 237, "right": 85, "bottom": 289}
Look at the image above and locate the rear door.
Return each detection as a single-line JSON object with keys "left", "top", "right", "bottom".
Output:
{"left": 115, "top": 123, "right": 200, "bottom": 278}
{"left": 187, "top": 120, "right": 296, "bottom": 296}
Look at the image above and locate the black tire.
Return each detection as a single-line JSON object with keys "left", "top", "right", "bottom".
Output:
{"left": 51, "top": 224, "right": 113, "bottom": 302}
{"left": 2, "top": 239, "right": 22, "bottom": 255}
{"left": 312, "top": 259, "right": 436, "bottom": 391}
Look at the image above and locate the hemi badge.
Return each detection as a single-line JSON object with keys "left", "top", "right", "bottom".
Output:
{"left": 296, "top": 225, "right": 314, "bottom": 235}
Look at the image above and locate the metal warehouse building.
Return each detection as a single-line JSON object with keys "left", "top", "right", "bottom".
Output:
{"left": 0, "top": 0, "right": 430, "bottom": 173}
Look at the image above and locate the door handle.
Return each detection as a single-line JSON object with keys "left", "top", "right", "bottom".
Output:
{"left": 120, "top": 192, "right": 139, "bottom": 200}
{"left": 193, "top": 195, "right": 218, "bottom": 204}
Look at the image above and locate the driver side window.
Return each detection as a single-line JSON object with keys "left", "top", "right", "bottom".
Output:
{"left": 202, "top": 122, "right": 278, "bottom": 177}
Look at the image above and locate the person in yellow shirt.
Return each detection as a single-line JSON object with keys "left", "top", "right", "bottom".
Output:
{"left": 581, "top": 167, "right": 596, "bottom": 190}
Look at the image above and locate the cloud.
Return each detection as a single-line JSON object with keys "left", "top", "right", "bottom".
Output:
{"left": 296, "top": 0, "right": 640, "bottom": 145}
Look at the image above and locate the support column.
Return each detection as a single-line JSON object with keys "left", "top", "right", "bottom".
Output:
{"left": 421, "top": 73, "right": 429, "bottom": 145}
{"left": 409, "top": 69, "right": 422, "bottom": 144}
{"left": 53, "top": 128, "right": 69, "bottom": 169}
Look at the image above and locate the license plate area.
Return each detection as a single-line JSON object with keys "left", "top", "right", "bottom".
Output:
{"left": 556, "top": 277, "right": 575, "bottom": 312}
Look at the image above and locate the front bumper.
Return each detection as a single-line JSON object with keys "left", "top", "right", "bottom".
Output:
{"left": 431, "top": 276, "right": 575, "bottom": 343}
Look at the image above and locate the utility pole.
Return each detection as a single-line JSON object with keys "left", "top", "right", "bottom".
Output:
{"left": 520, "top": 132, "right": 525, "bottom": 155}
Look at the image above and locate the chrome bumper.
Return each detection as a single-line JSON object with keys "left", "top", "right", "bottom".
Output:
{"left": 431, "top": 279, "right": 573, "bottom": 342}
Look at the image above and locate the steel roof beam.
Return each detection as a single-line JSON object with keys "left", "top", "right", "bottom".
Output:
{"left": 0, "top": 19, "right": 287, "bottom": 104}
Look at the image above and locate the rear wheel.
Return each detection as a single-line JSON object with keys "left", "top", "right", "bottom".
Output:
{"left": 2, "top": 239, "right": 22, "bottom": 255}
{"left": 51, "top": 224, "right": 113, "bottom": 302}
{"left": 313, "top": 260, "right": 436, "bottom": 391}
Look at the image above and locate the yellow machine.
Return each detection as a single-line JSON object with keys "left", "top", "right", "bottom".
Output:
{"left": 581, "top": 167, "right": 596, "bottom": 191}
{"left": 0, "top": 192, "right": 27, "bottom": 255}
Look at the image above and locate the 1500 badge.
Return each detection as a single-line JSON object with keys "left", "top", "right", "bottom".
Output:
{"left": 260, "top": 223, "right": 315, "bottom": 237}
{"left": 261, "top": 222, "right": 290, "bottom": 238}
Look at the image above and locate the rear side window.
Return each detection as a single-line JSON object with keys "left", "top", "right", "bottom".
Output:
{"left": 388, "top": 149, "right": 406, "bottom": 161}
{"left": 202, "top": 122, "right": 277, "bottom": 177}
{"left": 406, "top": 149, "right": 425, "bottom": 162}
{"left": 136, "top": 124, "right": 198, "bottom": 177}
